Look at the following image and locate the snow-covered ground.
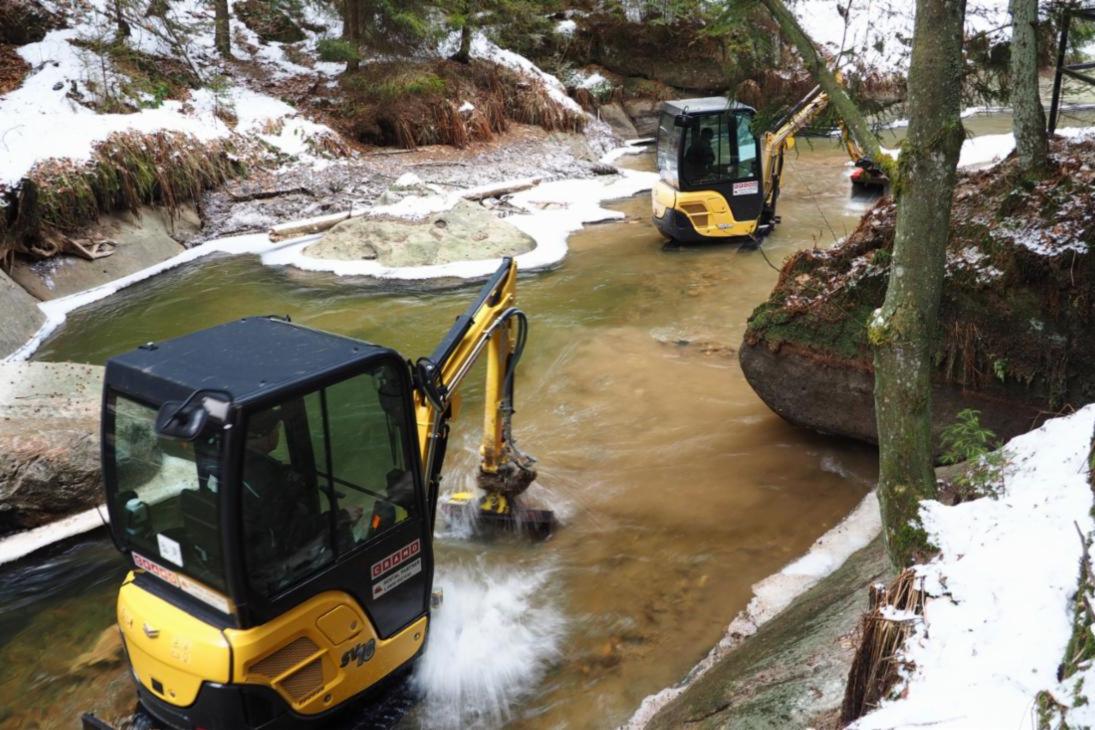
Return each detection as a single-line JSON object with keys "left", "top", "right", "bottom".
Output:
{"left": 792, "top": 0, "right": 1010, "bottom": 73}
{"left": 852, "top": 405, "right": 1095, "bottom": 730}
{"left": 0, "top": 0, "right": 345, "bottom": 188}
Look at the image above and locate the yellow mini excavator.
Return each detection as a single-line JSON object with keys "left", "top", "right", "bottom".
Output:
{"left": 651, "top": 85, "right": 887, "bottom": 244}
{"left": 82, "top": 258, "right": 545, "bottom": 730}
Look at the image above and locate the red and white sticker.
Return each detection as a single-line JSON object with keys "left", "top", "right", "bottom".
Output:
{"left": 132, "top": 552, "right": 231, "bottom": 614}
{"left": 133, "top": 552, "right": 181, "bottom": 587}
{"left": 732, "top": 180, "right": 759, "bottom": 196}
{"left": 371, "top": 539, "right": 421, "bottom": 580}
{"left": 372, "top": 559, "right": 422, "bottom": 600}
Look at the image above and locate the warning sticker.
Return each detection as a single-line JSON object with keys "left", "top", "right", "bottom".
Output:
{"left": 372, "top": 558, "right": 422, "bottom": 599}
{"left": 371, "top": 539, "right": 421, "bottom": 580}
{"left": 732, "top": 180, "right": 759, "bottom": 196}
{"left": 157, "top": 533, "right": 183, "bottom": 567}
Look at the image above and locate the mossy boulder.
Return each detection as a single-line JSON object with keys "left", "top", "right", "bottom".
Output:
{"left": 234, "top": 0, "right": 305, "bottom": 44}
{"left": 556, "top": 12, "right": 775, "bottom": 95}
{"left": 741, "top": 137, "right": 1095, "bottom": 448}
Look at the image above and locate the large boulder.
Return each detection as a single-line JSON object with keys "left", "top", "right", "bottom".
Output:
{"left": 0, "top": 0, "right": 61, "bottom": 45}
{"left": 0, "top": 268, "right": 44, "bottom": 358}
{"left": 9, "top": 205, "right": 194, "bottom": 301}
{"left": 566, "top": 14, "right": 753, "bottom": 95}
{"left": 0, "top": 362, "right": 103, "bottom": 536}
{"left": 234, "top": 0, "right": 305, "bottom": 44}
{"left": 305, "top": 193, "right": 536, "bottom": 268}
{"left": 741, "top": 138, "right": 1095, "bottom": 449}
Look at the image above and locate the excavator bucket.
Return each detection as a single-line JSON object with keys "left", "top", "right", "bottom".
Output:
{"left": 439, "top": 491, "right": 556, "bottom": 540}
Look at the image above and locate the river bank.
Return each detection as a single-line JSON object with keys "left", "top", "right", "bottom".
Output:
{"left": 0, "top": 138, "right": 881, "bottom": 728}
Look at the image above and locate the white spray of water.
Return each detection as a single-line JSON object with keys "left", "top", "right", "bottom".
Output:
{"left": 411, "top": 559, "right": 565, "bottom": 729}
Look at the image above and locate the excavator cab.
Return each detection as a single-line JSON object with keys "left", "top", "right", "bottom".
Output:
{"left": 653, "top": 98, "right": 767, "bottom": 243}
{"left": 101, "top": 317, "right": 432, "bottom": 729}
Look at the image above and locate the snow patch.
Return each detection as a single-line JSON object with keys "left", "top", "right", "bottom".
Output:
{"left": 851, "top": 406, "right": 1095, "bottom": 730}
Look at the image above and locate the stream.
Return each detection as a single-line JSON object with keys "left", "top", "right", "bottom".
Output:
{"left": 0, "top": 115, "right": 1043, "bottom": 728}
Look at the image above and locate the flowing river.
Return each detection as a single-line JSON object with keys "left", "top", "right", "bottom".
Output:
{"left": 4, "top": 132, "right": 932, "bottom": 729}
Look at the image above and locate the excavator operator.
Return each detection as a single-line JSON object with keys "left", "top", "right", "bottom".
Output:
{"left": 684, "top": 127, "right": 716, "bottom": 180}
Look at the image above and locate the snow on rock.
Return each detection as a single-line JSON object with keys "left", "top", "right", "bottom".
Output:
{"left": 439, "top": 31, "right": 583, "bottom": 116}
{"left": 261, "top": 169, "right": 660, "bottom": 279}
{"left": 852, "top": 405, "right": 1095, "bottom": 730}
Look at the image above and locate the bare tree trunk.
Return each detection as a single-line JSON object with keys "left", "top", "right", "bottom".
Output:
{"left": 114, "top": 0, "right": 130, "bottom": 39}
{"left": 1010, "top": 0, "right": 1048, "bottom": 173}
{"left": 758, "top": 0, "right": 895, "bottom": 178}
{"left": 453, "top": 22, "right": 473, "bottom": 63}
{"left": 869, "top": 0, "right": 967, "bottom": 567}
{"left": 345, "top": 0, "right": 361, "bottom": 71}
{"left": 214, "top": 0, "right": 230, "bottom": 57}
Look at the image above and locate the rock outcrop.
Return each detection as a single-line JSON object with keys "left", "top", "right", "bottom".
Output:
{"left": 0, "top": 268, "right": 44, "bottom": 358}
{"left": 0, "top": 362, "right": 103, "bottom": 536}
{"left": 9, "top": 205, "right": 196, "bottom": 301}
{"left": 742, "top": 138, "right": 1095, "bottom": 448}
{"left": 646, "top": 537, "right": 890, "bottom": 728}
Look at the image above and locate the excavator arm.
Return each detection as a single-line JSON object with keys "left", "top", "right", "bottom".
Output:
{"left": 762, "top": 84, "right": 831, "bottom": 205}
{"left": 411, "top": 257, "right": 548, "bottom": 535}
{"left": 762, "top": 80, "right": 889, "bottom": 210}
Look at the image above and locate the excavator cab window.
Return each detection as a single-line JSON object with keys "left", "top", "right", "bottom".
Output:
{"left": 241, "top": 366, "right": 417, "bottom": 598}
{"left": 107, "top": 394, "right": 228, "bottom": 592}
{"left": 103, "top": 317, "right": 431, "bottom": 630}
{"left": 680, "top": 111, "right": 759, "bottom": 188}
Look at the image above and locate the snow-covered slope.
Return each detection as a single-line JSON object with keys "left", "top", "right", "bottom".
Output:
{"left": 853, "top": 406, "right": 1095, "bottom": 730}
{"left": 0, "top": 0, "right": 343, "bottom": 188}
{"left": 792, "top": 0, "right": 1010, "bottom": 73}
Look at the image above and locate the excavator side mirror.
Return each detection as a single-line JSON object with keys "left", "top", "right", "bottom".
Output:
{"left": 155, "top": 401, "right": 208, "bottom": 441}
{"left": 674, "top": 114, "right": 691, "bottom": 128}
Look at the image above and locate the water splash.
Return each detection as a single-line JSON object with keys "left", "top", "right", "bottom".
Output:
{"left": 411, "top": 559, "right": 565, "bottom": 729}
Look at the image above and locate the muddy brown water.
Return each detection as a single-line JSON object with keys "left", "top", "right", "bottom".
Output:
{"left": 1, "top": 139, "right": 888, "bottom": 729}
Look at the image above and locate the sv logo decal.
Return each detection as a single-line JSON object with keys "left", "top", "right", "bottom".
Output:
{"left": 340, "top": 639, "right": 376, "bottom": 668}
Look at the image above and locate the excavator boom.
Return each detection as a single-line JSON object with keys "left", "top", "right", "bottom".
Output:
{"left": 412, "top": 258, "right": 549, "bottom": 536}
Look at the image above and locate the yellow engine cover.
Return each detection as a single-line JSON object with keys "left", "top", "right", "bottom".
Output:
{"left": 118, "top": 575, "right": 427, "bottom": 716}
{"left": 651, "top": 181, "right": 759, "bottom": 240}
{"left": 118, "top": 575, "right": 232, "bottom": 707}
{"left": 227, "top": 592, "right": 427, "bottom": 715}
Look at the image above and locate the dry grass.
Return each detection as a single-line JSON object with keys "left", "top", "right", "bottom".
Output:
{"left": 0, "top": 43, "right": 27, "bottom": 95}
{"left": 841, "top": 568, "right": 926, "bottom": 724}
{"left": 333, "top": 59, "right": 585, "bottom": 150}
{"left": 1, "top": 130, "right": 246, "bottom": 266}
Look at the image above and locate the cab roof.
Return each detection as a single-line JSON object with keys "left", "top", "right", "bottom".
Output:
{"left": 105, "top": 317, "right": 396, "bottom": 407}
{"left": 662, "top": 97, "right": 756, "bottom": 115}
